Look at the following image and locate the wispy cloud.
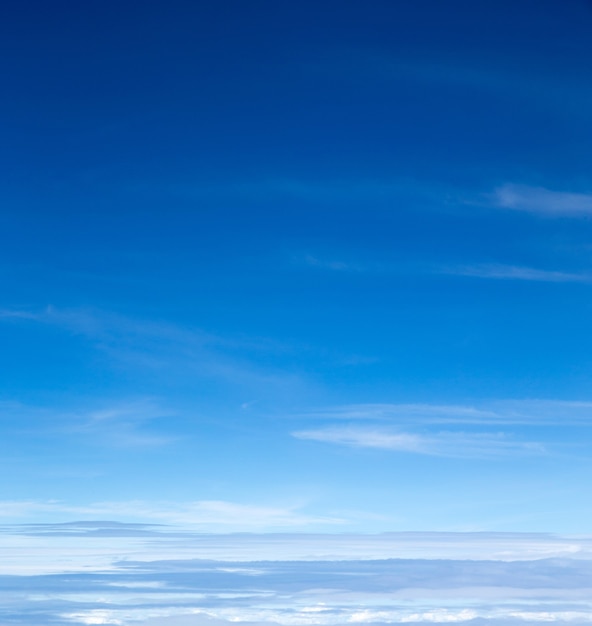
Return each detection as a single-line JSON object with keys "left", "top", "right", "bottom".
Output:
{"left": 0, "top": 398, "right": 177, "bottom": 448}
{"left": 300, "top": 254, "right": 360, "bottom": 272}
{"left": 492, "top": 184, "right": 592, "bottom": 217}
{"left": 352, "top": 45, "right": 592, "bottom": 117}
{"left": 292, "top": 427, "right": 544, "bottom": 459}
{"left": 300, "top": 399, "right": 592, "bottom": 426}
{"left": 296, "top": 254, "right": 591, "bottom": 285}
{"left": 68, "top": 399, "right": 177, "bottom": 447}
{"left": 0, "top": 308, "right": 40, "bottom": 320}
{"left": 0, "top": 306, "right": 311, "bottom": 405}
{"left": 296, "top": 254, "right": 397, "bottom": 278}
{"left": 0, "top": 499, "right": 344, "bottom": 531}
{"left": 445, "top": 263, "right": 592, "bottom": 283}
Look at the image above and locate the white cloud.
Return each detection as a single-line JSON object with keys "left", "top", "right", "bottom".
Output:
{"left": 1, "top": 526, "right": 589, "bottom": 577}
{"left": 301, "top": 403, "right": 496, "bottom": 422}
{"left": 0, "top": 499, "right": 344, "bottom": 531}
{"left": 446, "top": 264, "right": 592, "bottom": 283}
{"left": 301, "top": 255, "right": 359, "bottom": 272}
{"left": 493, "top": 184, "right": 592, "bottom": 216}
{"left": 301, "top": 400, "right": 592, "bottom": 426}
{"left": 5, "top": 530, "right": 592, "bottom": 625}
{"left": 293, "top": 428, "right": 423, "bottom": 452}
{"left": 292, "top": 427, "right": 544, "bottom": 459}
{"left": 0, "top": 308, "right": 40, "bottom": 320}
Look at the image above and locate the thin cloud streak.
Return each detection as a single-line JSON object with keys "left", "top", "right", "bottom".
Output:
{"left": 0, "top": 306, "right": 312, "bottom": 402}
{"left": 0, "top": 308, "right": 39, "bottom": 320}
{"left": 493, "top": 184, "right": 592, "bottom": 217}
{"left": 444, "top": 263, "right": 592, "bottom": 283}
{"left": 0, "top": 499, "right": 345, "bottom": 530}
{"left": 302, "top": 400, "right": 592, "bottom": 426}
{"left": 300, "top": 254, "right": 361, "bottom": 272}
{"left": 297, "top": 257, "right": 592, "bottom": 284}
{"left": 0, "top": 398, "right": 177, "bottom": 448}
{"left": 292, "top": 427, "right": 545, "bottom": 459}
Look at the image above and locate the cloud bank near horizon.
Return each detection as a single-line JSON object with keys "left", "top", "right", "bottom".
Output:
{"left": 2, "top": 526, "right": 592, "bottom": 626}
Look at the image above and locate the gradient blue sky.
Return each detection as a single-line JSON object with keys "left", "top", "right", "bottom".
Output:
{"left": 3, "top": 0, "right": 592, "bottom": 532}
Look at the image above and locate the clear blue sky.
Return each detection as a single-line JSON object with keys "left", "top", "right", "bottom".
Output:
{"left": 3, "top": 0, "right": 592, "bottom": 532}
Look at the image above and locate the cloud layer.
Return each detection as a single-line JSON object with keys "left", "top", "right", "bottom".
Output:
{"left": 2, "top": 527, "right": 592, "bottom": 626}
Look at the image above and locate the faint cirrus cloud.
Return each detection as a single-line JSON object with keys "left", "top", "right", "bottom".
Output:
{"left": 443, "top": 263, "right": 592, "bottom": 283}
{"left": 0, "top": 498, "right": 345, "bottom": 530}
{"left": 299, "top": 399, "right": 592, "bottom": 426}
{"left": 492, "top": 184, "right": 592, "bottom": 217}
{"left": 292, "top": 427, "right": 545, "bottom": 459}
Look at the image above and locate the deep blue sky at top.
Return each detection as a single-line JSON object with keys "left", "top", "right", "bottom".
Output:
{"left": 3, "top": 0, "right": 592, "bottom": 530}
{"left": 4, "top": 0, "right": 591, "bottom": 395}
{"left": 1, "top": 0, "right": 590, "bottom": 380}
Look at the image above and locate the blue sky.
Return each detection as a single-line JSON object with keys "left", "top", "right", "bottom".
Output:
{"left": 4, "top": 0, "right": 592, "bottom": 537}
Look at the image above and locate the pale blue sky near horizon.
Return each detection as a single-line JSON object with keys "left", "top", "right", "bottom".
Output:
{"left": 3, "top": 0, "right": 592, "bottom": 534}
